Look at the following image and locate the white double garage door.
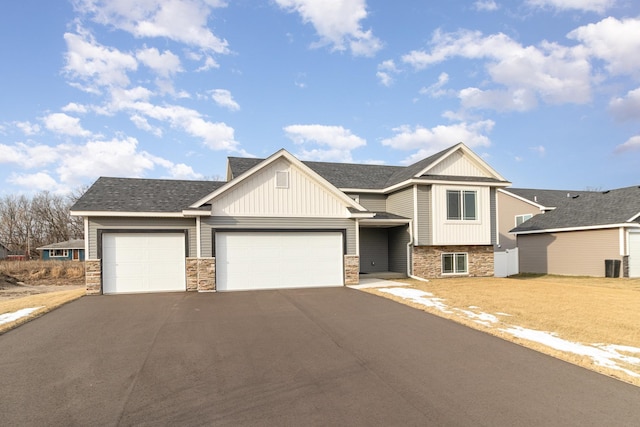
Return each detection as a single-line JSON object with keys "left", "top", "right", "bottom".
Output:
{"left": 102, "top": 231, "right": 344, "bottom": 294}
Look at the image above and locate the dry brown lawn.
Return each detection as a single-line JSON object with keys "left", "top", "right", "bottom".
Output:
{"left": 365, "top": 275, "right": 640, "bottom": 386}
{"left": 0, "top": 288, "right": 85, "bottom": 334}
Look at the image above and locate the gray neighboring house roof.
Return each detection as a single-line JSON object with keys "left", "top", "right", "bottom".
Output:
{"left": 505, "top": 188, "right": 594, "bottom": 210}
{"left": 511, "top": 186, "right": 640, "bottom": 233}
{"left": 71, "top": 177, "right": 225, "bottom": 213}
{"left": 37, "top": 239, "right": 85, "bottom": 250}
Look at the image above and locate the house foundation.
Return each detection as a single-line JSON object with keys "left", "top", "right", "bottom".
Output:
{"left": 413, "top": 245, "right": 494, "bottom": 278}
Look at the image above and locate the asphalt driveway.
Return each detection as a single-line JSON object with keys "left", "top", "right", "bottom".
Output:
{"left": 1, "top": 288, "right": 639, "bottom": 426}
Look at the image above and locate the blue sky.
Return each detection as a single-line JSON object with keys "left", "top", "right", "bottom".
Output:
{"left": 1, "top": 0, "right": 639, "bottom": 195}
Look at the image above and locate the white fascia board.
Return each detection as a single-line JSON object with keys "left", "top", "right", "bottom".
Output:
{"left": 182, "top": 209, "right": 212, "bottom": 217}
{"left": 70, "top": 210, "right": 184, "bottom": 218}
{"left": 349, "top": 211, "right": 376, "bottom": 219}
{"left": 513, "top": 223, "right": 640, "bottom": 235}
{"left": 359, "top": 219, "right": 411, "bottom": 226}
{"left": 191, "top": 149, "right": 369, "bottom": 212}
{"left": 627, "top": 211, "right": 640, "bottom": 222}
{"left": 340, "top": 178, "right": 510, "bottom": 197}
{"left": 498, "top": 188, "right": 548, "bottom": 211}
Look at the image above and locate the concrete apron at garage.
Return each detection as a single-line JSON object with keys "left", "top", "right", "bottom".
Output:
{"left": 1, "top": 288, "right": 639, "bottom": 426}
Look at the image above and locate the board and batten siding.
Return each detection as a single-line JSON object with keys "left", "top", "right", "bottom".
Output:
{"left": 211, "top": 157, "right": 349, "bottom": 218}
{"left": 356, "top": 193, "right": 386, "bottom": 212}
{"left": 428, "top": 150, "right": 488, "bottom": 177}
{"left": 201, "top": 216, "right": 357, "bottom": 256}
{"left": 518, "top": 228, "right": 621, "bottom": 277}
{"left": 431, "top": 185, "right": 492, "bottom": 245}
{"left": 88, "top": 217, "right": 196, "bottom": 259}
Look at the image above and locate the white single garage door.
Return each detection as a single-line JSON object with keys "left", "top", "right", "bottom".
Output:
{"left": 102, "top": 233, "right": 186, "bottom": 294}
{"left": 630, "top": 233, "right": 640, "bottom": 278}
{"left": 216, "top": 231, "right": 344, "bottom": 291}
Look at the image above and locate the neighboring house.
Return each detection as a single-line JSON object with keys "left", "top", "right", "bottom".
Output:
{"left": 0, "top": 242, "right": 8, "bottom": 260}
{"left": 36, "top": 239, "right": 85, "bottom": 261}
{"left": 71, "top": 142, "right": 511, "bottom": 295}
{"left": 508, "top": 186, "right": 640, "bottom": 278}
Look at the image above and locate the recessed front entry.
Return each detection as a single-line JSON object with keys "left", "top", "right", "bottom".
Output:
{"left": 215, "top": 231, "right": 344, "bottom": 291}
{"left": 102, "top": 233, "right": 186, "bottom": 294}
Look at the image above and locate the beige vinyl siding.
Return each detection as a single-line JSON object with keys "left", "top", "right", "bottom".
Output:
{"left": 416, "top": 186, "right": 431, "bottom": 245}
{"left": 202, "top": 216, "right": 357, "bottom": 255}
{"left": 210, "top": 157, "right": 349, "bottom": 218}
{"left": 387, "top": 187, "right": 413, "bottom": 218}
{"left": 518, "top": 228, "right": 621, "bottom": 277}
{"left": 88, "top": 217, "right": 196, "bottom": 259}
{"left": 357, "top": 194, "right": 387, "bottom": 211}
{"left": 427, "top": 150, "right": 488, "bottom": 177}
{"left": 432, "top": 185, "right": 492, "bottom": 245}
{"left": 497, "top": 191, "right": 541, "bottom": 250}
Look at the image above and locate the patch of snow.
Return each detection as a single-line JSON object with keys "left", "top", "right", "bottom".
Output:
{"left": 502, "top": 326, "right": 640, "bottom": 378}
{"left": 0, "top": 307, "right": 45, "bottom": 326}
{"left": 378, "top": 287, "right": 640, "bottom": 379}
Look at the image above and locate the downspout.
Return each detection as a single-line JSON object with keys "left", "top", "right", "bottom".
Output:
{"left": 406, "top": 219, "right": 429, "bottom": 283}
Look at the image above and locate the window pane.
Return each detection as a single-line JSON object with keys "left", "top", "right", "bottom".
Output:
{"left": 447, "top": 190, "right": 461, "bottom": 220}
{"left": 463, "top": 191, "right": 476, "bottom": 220}
{"left": 455, "top": 253, "right": 468, "bottom": 273}
{"left": 442, "top": 254, "right": 454, "bottom": 273}
{"left": 516, "top": 214, "right": 532, "bottom": 226}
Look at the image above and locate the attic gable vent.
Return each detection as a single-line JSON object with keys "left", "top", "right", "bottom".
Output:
{"left": 275, "top": 170, "right": 289, "bottom": 189}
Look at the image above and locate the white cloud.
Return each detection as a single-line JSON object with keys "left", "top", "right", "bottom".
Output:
{"left": 419, "top": 72, "right": 450, "bottom": 98}
{"left": 0, "top": 142, "right": 59, "bottom": 168}
{"left": 136, "top": 47, "right": 183, "bottom": 77}
{"left": 283, "top": 124, "right": 366, "bottom": 162}
{"left": 526, "top": 0, "right": 614, "bottom": 13}
{"left": 166, "top": 163, "right": 204, "bottom": 180}
{"left": 73, "top": 0, "right": 229, "bottom": 54}
{"left": 43, "top": 113, "right": 93, "bottom": 137}
{"left": 274, "top": 0, "right": 382, "bottom": 56}
{"left": 609, "top": 87, "right": 640, "bottom": 121}
{"left": 61, "top": 103, "right": 88, "bottom": 114}
{"left": 210, "top": 89, "right": 240, "bottom": 111}
{"left": 63, "top": 30, "right": 138, "bottom": 92}
{"left": 377, "top": 60, "right": 399, "bottom": 86}
{"left": 530, "top": 145, "right": 546, "bottom": 156}
{"left": 381, "top": 121, "right": 494, "bottom": 164}
{"left": 14, "top": 121, "right": 41, "bottom": 135}
{"left": 615, "top": 135, "right": 640, "bottom": 153}
{"left": 459, "top": 87, "right": 538, "bottom": 111}
{"left": 402, "top": 29, "right": 591, "bottom": 111}
{"left": 568, "top": 17, "right": 640, "bottom": 77}
{"left": 474, "top": 0, "right": 499, "bottom": 11}
{"left": 8, "top": 172, "right": 63, "bottom": 193}
{"left": 130, "top": 114, "right": 163, "bottom": 136}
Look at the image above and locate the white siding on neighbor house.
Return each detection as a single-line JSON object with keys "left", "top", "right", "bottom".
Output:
{"left": 427, "top": 150, "right": 489, "bottom": 177}
{"left": 88, "top": 217, "right": 196, "bottom": 259}
{"left": 211, "top": 158, "right": 349, "bottom": 218}
{"left": 202, "top": 216, "right": 357, "bottom": 256}
{"left": 431, "top": 185, "right": 492, "bottom": 245}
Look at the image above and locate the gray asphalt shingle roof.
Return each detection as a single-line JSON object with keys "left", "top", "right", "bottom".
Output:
{"left": 505, "top": 188, "right": 593, "bottom": 209}
{"left": 37, "top": 239, "right": 85, "bottom": 250}
{"left": 71, "top": 177, "right": 225, "bottom": 213}
{"left": 511, "top": 186, "right": 640, "bottom": 233}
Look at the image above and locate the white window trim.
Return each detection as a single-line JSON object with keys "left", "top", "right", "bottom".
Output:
{"left": 445, "top": 189, "right": 479, "bottom": 223}
{"left": 441, "top": 252, "right": 468, "bottom": 275}
{"left": 50, "top": 249, "right": 69, "bottom": 258}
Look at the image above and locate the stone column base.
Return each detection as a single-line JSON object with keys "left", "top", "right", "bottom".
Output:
{"left": 344, "top": 255, "right": 359, "bottom": 285}
{"left": 186, "top": 257, "right": 216, "bottom": 291}
{"left": 85, "top": 259, "right": 102, "bottom": 295}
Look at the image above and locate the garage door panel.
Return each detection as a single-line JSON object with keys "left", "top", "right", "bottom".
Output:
{"left": 103, "top": 233, "right": 186, "bottom": 294}
{"left": 630, "top": 233, "right": 640, "bottom": 278}
{"left": 216, "top": 231, "right": 343, "bottom": 291}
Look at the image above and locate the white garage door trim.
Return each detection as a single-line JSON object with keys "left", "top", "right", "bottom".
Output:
{"left": 102, "top": 232, "right": 187, "bottom": 294}
{"left": 215, "top": 230, "right": 344, "bottom": 291}
{"left": 629, "top": 232, "right": 640, "bottom": 278}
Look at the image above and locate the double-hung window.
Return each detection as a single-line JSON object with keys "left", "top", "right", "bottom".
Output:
{"left": 447, "top": 190, "right": 477, "bottom": 220}
{"left": 442, "top": 253, "right": 468, "bottom": 274}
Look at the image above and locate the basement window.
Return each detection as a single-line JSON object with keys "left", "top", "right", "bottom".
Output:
{"left": 442, "top": 253, "right": 468, "bottom": 275}
{"left": 275, "top": 170, "right": 289, "bottom": 189}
